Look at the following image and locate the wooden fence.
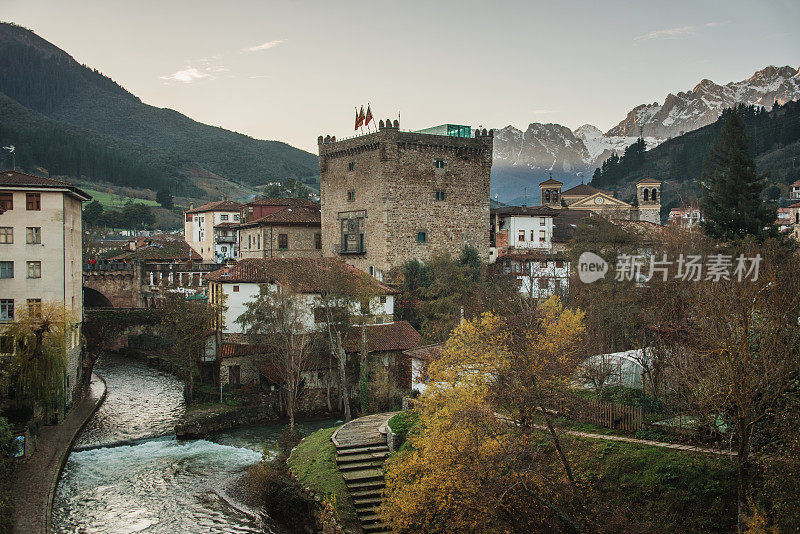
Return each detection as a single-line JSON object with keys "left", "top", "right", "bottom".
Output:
{"left": 543, "top": 395, "right": 644, "bottom": 432}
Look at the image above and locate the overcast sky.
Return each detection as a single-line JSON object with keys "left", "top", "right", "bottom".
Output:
{"left": 2, "top": 0, "right": 798, "bottom": 152}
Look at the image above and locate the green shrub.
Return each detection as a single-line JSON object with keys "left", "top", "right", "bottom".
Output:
{"left": 388, "top": 411, "right": 419, "bottom": 440}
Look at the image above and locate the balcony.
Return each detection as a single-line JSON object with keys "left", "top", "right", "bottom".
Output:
{"left": 215, "top": 235, "right": 236, "bottom": 244}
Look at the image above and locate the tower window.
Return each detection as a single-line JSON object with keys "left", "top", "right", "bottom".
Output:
{"left": 643, "top": 189, "right": 649, "bottom": 202}
{"left": 416, "top": 231, "right": 427, "bottom": 243}
{"left": 347, "top": 190, "right": 355, "bottom": 202}
{"left": 348, "top": 162, "right": 355, "bottom": 171}
{"left": 651, "top": 188, "right": 658, "bottom": 201}
{"left": 278, "top": 233, "right": 289, "bottom": 250}
{"left": 545, "top": 190, "right": 551, "bottom": 203}
{"left": 435, "top": 190, "right": 446, "bottom": 201}
{"left": 434, "top": 159, "right": 446, "bottom": 169}
{"left": 315, "top": 233, "right": 322, "bottom": 250}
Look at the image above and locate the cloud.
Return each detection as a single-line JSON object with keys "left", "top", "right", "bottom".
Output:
{"left": 634, "top": 21, "right": 728, "bottom": 42}
{"left": 160, "top": 64, "right": 230, "bottom": 84}
{"left": 532, "top": 109, "right": 555, "bottom": 115}
{"left": 242, "top": 39, "right": 284, "bottom": 52}
{"left": 160, "top": 67, "right": 214, "bottom": 83}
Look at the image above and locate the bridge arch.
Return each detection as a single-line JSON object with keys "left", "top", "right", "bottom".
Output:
{"left": 83, "top": 286, "right": 114, "bottom": 308}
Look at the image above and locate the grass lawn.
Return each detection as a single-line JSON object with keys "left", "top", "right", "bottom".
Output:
{"left": 83, "top": 187, "right": 160, "bottom": 208}
{"left": 288, "top": 426, "right": 359, "bottom": 531}
{"left": 569, "top": 435, "right": 738, "bottom": 532}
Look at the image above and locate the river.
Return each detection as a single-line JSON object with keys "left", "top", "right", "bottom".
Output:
{"left": 52, "top": 353, "right": 341, "bottom": 533}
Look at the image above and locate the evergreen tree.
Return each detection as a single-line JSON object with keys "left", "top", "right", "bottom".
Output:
{"left": 700, "top": 110, "right": 776, "bottom": 241}
{"left": 82, "top": 200, "right": 104, "bottom": 226}
{"left": 156, "top": 187, "right": 173, "bottom": 209}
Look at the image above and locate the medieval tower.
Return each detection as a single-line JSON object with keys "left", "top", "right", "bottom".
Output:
{"left": 319, "top": 120, "right": 493, "bottom": 281}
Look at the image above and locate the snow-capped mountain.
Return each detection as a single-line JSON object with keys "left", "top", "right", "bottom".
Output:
{"left": 492, "top": 65, "right": 800, "bottom": 185}
{"left": 608, "top": 65, "right": 800, "bottom": 138}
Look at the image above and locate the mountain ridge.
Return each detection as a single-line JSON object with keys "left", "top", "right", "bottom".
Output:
{"left": 491, "top": 64, "right": 800, "bottom": 203}
{"left": 0, "top": 22, "right": 319, "bottom": 194}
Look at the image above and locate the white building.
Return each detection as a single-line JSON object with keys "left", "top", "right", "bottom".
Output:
{"left": 183, "top": 200, "right": 241, "bottom": 262}
{"left": 495, "top": 252, "right": 570, "bottom": 299}
{"left": 490, "top": 205, "right": 556, "bottom": 262}
{"left": 205, "top": 257, "right": 395, "bottom": 334}
{"left": 0, "top": 171, "right": 91, "bottom": 417}
{"left": 667, "top": 207, "right": 703, "bottom": 228}
{"left": 790, "top": 179, "right": 800, "bottom": 200}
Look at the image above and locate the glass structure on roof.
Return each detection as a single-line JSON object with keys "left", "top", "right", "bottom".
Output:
{"left": 415, "top": 124, "right": 472, "bottom": 138}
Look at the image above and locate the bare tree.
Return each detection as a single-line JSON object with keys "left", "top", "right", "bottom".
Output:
{"left": 237, "top": 285, "right": 320, "bottom": 431}
{"left": 665, "top": 238, "right": 800, "bottom": 532}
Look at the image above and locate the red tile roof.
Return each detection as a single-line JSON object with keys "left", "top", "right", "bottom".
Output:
{"left": 0, "top": 170, "right": 91, "bottom": 200}
{"left": 343, "top": 321, "right": 422, "bottom": 353}
{"left": 562, "top": 183, "right": 606, "bottom": 197}
{"left": 109, "top": 236, "right": 202, "bottom": 262}
{"left": 204, "top": 257, "right": 396, "bottom": 295}
{"left": 539, "top": 178, "right": 563, "bottom": 186}
{"left": 237, "top": 204, "right": 321, "bottom": 228}
{"left": 402, "top": 343, "right": 443, "bottom": 362}
{"left": 245, "top": 197, "right": 318, "bottom": 207}
{"left": 185, "top": 200, "right": 241, "bottom": 214}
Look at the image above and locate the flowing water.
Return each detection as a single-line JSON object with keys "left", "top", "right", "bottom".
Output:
{"left": 52, "top": 353, "right": 341, "bottom": 533}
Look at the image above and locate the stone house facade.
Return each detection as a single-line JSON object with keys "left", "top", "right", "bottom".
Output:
{"left": 236, "top": 199, "right": 322, "bottom": 260}
{"left": 319, "top": 120, "right": 493, "bottom": 281}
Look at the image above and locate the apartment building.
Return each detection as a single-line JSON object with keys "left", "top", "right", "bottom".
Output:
{"left": 0, "top": 170, "right": 91, "bottom": 416}
{"left": 183, "top": 200, "right": 241, "bottom": 262}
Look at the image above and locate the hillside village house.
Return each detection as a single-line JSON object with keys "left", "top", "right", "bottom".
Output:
{"left": 0, "top": 171, "right": 90, "bottom": 420}
{"left": 790, "top": 179, "right": 800, "bottom": 200}
{"left": 236, "top": 198, "right": 322, "bottom": 259}
{"left": 183, "top": 200, "right": 241, "bottom": 262}
{"left": 668, "top": 207, "right": 703, "bottom": 228}
{"left": 319, "top": 121, "right": 493, "bottom": 281}
{"left": 204, "top": 257, "right": 421, "bottom": 410}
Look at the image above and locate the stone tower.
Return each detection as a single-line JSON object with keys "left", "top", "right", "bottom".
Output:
{"left": 635, "top": 178, "right": 662, "bottom": 224}
{"left": 539, "top": 177, "right": 563, "bottom": 208}
{"left": 318, "top": 120, "right": 493, "bottom": 281}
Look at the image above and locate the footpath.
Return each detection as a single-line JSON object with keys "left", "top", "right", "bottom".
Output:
{"left": 12, "top": 373, "right": 107, "bottom": 534}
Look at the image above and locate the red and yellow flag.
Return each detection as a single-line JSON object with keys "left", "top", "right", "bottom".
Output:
{"left": 355, "top": 106, "right": 365, "bottom": 130}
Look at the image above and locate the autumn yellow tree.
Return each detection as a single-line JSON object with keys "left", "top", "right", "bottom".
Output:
{"left": 381, "top": 297, "right": 591, "bottom": 533}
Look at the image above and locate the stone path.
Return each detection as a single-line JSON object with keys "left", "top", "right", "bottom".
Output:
{"left": 12, "top": 374, "right": 107, "bottom": 534}
{"left": 332, "top": 413, "right": 397, "bottom": 534}
{"left": 561, "top": 427, "right": 737, "bottom": 456}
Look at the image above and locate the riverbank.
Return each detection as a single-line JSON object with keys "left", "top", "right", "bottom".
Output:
{"left": 175, "top": 401, "right": 280, "bottom": 439}
{"left": 12, "top": 374, "right": 106, "bottom": 534}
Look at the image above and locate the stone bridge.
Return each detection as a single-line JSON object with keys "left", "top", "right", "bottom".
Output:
{"left": 83, "top": 261, "right": 142, "bottom": 308}
{"left": 83, "top": 260, "right": 220, "bottom": 309}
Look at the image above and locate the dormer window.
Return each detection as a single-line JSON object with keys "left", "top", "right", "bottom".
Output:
{"left": 347, "top": 190, "right": 355, "bottom": 202}
{"left": 434, "top": 159, "right": 446, "bottom": 169}
{"left": 435, "top": 190, "right": 446, "bottom": 201}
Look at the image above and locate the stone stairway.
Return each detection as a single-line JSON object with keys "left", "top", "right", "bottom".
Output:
{"left": 332, "top": 413, "right": 396, "bottom": 533}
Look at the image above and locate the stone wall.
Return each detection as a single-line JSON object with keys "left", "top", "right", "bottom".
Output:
{"left": 238, "top": 224, "right": 323, "bottom": 259}
{"left": 320, "top": 123, "right": 492, "bottom": 280}
{"left": 83, "top": 269, "right": 141, "bottom": 308}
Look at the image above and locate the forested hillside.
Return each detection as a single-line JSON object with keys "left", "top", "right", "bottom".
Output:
{"left": 590, "top": 100, "right": 800, "bottom": 217}
{"left": 0, "top": 22, "right": 318, "bottom": 190}
{"left": 0, "top": 92, "right": 207, "bottom": 196}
